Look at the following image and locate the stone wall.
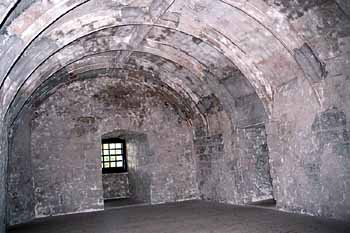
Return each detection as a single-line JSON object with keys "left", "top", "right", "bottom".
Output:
{"left": 267, "top": 75, "right": 350, "bottom": 220}
{"left": 0, "top": 126, "right": 7, "bottom": 233}
{"left": 195, "top": 108, "right": 273, "bottom": 204}
{"left": 102, "top": 173, "right": 129, "bottom": 200}
{"left": 195, "top": 70, "right": 273, "bottom": 205}
{"left": 307, "top": 107, "right": 350, "bottom": 219}
{"left": 7, "top": 111, "right": 35, "bottom": 226}
{"left": 31, "top": 110, "right": 104, "bottom": 218}
{"left": 28, "top": 75, "right": 198, "bottom": 218}
{"left": 124, "top": 134, "right": 152, "bottom": 203}
{"left": 264, "top": 0, "right": 350, "bottom": 220}
{"left": 196, "top": 132, "right": 226, "bottom": 201}
{"left": 235, "top": 125, "right": 273, "bottom": 203}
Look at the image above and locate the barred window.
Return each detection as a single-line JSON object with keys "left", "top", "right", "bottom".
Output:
{"left": 101, "top": 138, "right": 127, "bottom": 173}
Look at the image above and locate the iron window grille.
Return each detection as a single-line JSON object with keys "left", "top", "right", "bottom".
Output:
{"left": 101, "top": 138, "right": 127, "bottom": 174}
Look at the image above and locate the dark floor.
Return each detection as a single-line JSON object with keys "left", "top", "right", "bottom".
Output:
{"left": 247, "top": 199, "right": 277, "bottom": 209}
{"left": 8, "top": 201, "right": 350, "bottom": 233}
{"left": 104, "top": 198, "right": 146, "bottom": 209}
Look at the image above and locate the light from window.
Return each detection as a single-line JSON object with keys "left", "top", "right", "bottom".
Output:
{"left": 101, "top": 138, "right": 127, "bottom": 173}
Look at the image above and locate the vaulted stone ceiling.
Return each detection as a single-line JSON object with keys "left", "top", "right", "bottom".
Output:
{"left": 0, "top": 0, "right": 314, "bottom": 123}
{"left": 1, "top": 0, "right": 350, "bottom": 232}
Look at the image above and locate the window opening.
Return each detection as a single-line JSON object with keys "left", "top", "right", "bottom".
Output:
{"left": 101, "top": 138, "right": 127, "bottom": 173}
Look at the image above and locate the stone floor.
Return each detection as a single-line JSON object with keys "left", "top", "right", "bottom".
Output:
{"left": 8, "top": 201, "right": 350, "bottom": 233}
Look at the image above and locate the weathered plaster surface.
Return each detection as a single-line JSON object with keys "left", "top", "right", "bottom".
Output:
{"left": 7, "top": 110, "right": 34, "bottom": 226}
{"left": 102, "top": 173, "right": 129, "bottom": 200}
{"left": 29, "top": 75, "right": 198, "bottom": 218}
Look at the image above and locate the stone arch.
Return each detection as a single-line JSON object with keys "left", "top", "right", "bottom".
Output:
{"left": 0, "top": 0, "right": 321, "bottom": 118}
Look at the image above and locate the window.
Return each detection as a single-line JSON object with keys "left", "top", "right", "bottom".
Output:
{"left": 101, "top": 138, "right": 127, "bottom": 173}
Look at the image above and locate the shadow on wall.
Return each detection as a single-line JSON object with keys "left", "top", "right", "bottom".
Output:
{"left": 102, "top": 130, "right": 153, "bottom": 203}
